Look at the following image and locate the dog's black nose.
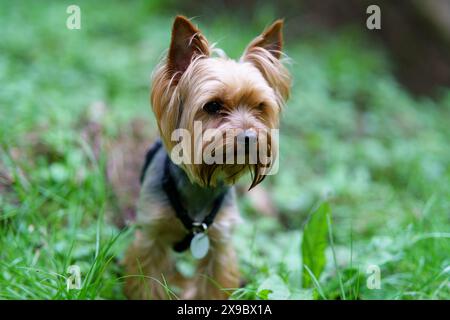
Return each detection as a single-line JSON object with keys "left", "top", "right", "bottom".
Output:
{"left": 242, "top": 130, "right": 257, "bottom": 153}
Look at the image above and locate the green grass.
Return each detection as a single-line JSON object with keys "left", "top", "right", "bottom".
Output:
{"left": 1, "top": 0, "right": 449, "bottom": 300}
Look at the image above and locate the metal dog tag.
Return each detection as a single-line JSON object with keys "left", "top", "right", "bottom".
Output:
{"left": 190, "top": 233, "right": 210, "bottom": 259}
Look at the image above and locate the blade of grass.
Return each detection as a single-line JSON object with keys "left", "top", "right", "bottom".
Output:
{"left": 327, "top": 214, "right": 346, "bottom": 300}
{"left": 303, "top": 265, "right": 327, "bottom": 300}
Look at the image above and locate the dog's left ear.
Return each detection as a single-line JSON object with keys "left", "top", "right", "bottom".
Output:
{"left": 243, "top": 19, "right": 284, "bottom": 59}
{"left": 167, "top": 16, "right": 210, "bottom": 81}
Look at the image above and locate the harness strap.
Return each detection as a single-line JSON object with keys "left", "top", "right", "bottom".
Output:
{"left": 162, "top": 154, "right": 227, "bottom": 252}
{"left": 140, "top": 141, "right": 227, "bottom": 253}
{"left": 140, "top": 139, "right": 163, "bottom": 184}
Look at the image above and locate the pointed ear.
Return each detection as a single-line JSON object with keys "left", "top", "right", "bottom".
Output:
{"left": 167, "top": 16, "right": 209, "bottom": 80}
{"left": 241, "top": 19, "right": 291, "bottom": 102}
{"left": 244, "top": 19, "right": 284, "bottom": 59}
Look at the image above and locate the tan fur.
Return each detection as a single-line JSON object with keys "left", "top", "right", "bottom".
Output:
{"left": 151, "top": 18, "right": 290, "bottom": 188}
{"left": 124, "top": 16, "right": 291, "bottom": 300}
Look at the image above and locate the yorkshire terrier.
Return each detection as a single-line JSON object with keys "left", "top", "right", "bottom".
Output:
{"left": 124, "top": 16, "right": 291, "bottom": 299}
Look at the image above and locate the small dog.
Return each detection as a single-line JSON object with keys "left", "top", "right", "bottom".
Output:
{"left": 124, "top": 16, "right": 291, "bottom": 299}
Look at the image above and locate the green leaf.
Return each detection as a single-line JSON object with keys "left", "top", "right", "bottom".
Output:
{"left": 301, "top": 202, "right": 331, "bottom": 288}
{"left": 257, "top": 274, "right": 290, "bottom": 300}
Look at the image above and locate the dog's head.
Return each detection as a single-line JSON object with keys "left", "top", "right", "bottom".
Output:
{"left": 151, "top": 16, "right": 291, "bottom": 188}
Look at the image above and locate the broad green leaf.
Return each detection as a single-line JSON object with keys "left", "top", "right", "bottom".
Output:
{"left": 301, "top": 202, "right": 331, "bottom": 288}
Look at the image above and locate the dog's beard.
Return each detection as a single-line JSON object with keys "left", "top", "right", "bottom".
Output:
{"left": 197, "top": 163, "right": 264, "bottom": 189}
{"left": 190, "top": 129, "right": 275, "bottom": 189}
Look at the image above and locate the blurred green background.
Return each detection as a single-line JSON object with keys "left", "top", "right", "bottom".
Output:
{"left": 0, "top": 0, "right": 449, "bottom": 299}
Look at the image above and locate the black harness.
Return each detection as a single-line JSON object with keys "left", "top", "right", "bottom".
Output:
{"left": 140, "top": 140, "right": 227, "bottom": 252}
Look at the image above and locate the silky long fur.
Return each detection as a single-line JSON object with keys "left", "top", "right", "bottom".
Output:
{"left": 151, "top": 22, "right": 291, "bottom": 188}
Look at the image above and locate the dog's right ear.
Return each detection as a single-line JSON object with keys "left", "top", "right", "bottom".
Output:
{"left": 167, "top": 16, "right": 209, "bottom": 81}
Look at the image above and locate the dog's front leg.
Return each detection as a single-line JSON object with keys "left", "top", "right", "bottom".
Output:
{"left": 190, "top": 226, "right": 240, "bottom": 300}
{"left": 124, "top": 230, "right": 183, "bottom": 300}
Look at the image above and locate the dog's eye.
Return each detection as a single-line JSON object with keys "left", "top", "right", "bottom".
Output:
{"left": 203, "top": 101, "right": 223, "bottom": 114}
